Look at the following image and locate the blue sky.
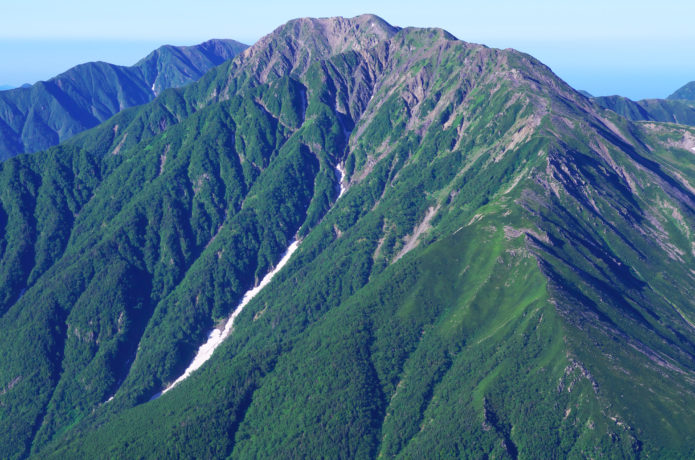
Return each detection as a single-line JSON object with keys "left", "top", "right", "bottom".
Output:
{"left": 1, "top": 0, "right": 694, "bottom": 99}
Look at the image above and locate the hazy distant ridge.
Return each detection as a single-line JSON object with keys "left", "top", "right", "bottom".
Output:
{"left": 0, "top": 38, "right": 247, "bottom": 160}
{"left": 668, "top": 81, "right": 695, "bottom": 100}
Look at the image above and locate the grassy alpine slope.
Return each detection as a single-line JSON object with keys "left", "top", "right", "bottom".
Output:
{"left": 0, "top": 39, "right": 247, "bottom": 160}
{"left": 0, "top": 15, "right": 693, "bottom": 458}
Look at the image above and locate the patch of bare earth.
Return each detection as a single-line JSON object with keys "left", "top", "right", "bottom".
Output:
{"left": 111, "top": 133, "right": 128, "bottom": 155}
{"left": 503, "top": 225, "right": 550, "bottom": 244}
{"left": 393, "top": 204, "right": 440, "bottom": 262}
{"left": 159, "top": 144, "right": 170, "bottom": 175}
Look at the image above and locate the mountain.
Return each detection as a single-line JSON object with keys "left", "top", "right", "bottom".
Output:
{"left": 0, "top": 39, "right": 247, "bottom": 160}
{"left": 593, "top": 94, "right": 695, "bottom": 125}
{"left": 1, "top": 15, "right": 695, "bottom": 458}
{"left": 0, "top": 85, "right": 15, "bottom": 91}
{"left": 668, "top": 81, "right": 695, "bottom": 100}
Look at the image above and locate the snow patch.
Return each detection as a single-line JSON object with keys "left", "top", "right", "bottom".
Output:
{"left": 336, "top": 163, "right": 347, "bottom": 198}
{"left": 333, "top": 102, "right": 351, "bottom": 200}
{"left": 159, "top": 239, "right": 300, "bottom": 395}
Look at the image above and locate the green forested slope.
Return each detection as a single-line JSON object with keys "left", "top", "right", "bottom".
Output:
{"left": 0, "top": 39, "right": 247, "bottom": 160}
{"left": 0, "top": 15, "right": 694, "bottom": 459}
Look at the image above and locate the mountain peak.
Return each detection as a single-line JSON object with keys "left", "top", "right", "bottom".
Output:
{"left": 668, "top": 81, "right": 695, "bottom": 100}
{"left": 236, "top": 14, "right": 399, "bottom": 78}
{"left": 4, "top": 15, "right": 695, "bottom": 459}
{"left": 283, "top": 14, "right": 399, "bottom": 45}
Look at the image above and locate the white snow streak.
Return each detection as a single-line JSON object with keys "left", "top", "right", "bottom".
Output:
{"left": 160, "top": 239, "right": 300, "bottom": 395}
{"left": 336, "top": 163, "right": 347, "bottom": 198}
{"left": 334, "top": 103, "right": 350, "bottom": 200}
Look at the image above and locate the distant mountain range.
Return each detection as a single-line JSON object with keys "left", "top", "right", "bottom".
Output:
{"left": 592, "top": 95, "right": 695, "bottom": 125}
{"left": 588, "top": 80, "right": 695, "bottom": 126}
{"left": 669, "top": 81, "right": 695, "bottom": 100}
{"left": 0, "top": 39, "right": 247, "bottom": 160}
